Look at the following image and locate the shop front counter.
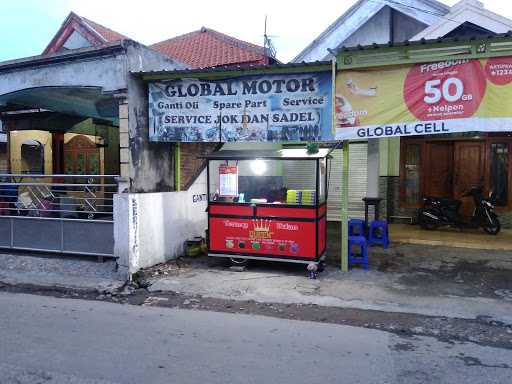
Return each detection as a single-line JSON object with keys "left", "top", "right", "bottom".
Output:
{"left": 204, "top": 148, "right": 330, "bottom": 267}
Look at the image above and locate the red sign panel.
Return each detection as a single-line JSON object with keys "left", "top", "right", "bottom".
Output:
{"left": 209, "top": 204, "right": 253, "bottom": 216}
{"left": 209, "top": 217, "right": 316, "bottom": 259}
{"left": 485, "top": 56, "right": 512, "bottom": 85}
{"left": 404, "top": 59, "right": 487, "bottom": 121}
{"left": 318, "top": 216, "right": 326, "bottom": 255}
{"left": 256, "top": 206, "right": 317, "bottom": 219}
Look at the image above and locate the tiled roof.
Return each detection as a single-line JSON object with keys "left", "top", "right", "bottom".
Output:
{"left": 44, "top": 13, "right": 273, "bottom": 68}
{"left": 150, "top": 27, "right": 270, "bottom": 68}
{"left": 80, "top": 16, "right": 129, "bottom": 43}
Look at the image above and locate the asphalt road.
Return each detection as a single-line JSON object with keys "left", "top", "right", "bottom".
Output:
{"left": 0, "top": 292, "right": 511, "bottom": 384}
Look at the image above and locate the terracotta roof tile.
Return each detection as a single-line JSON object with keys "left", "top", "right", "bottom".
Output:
{"left": 80, "top": 16, "right": 129, "bottom": 43}
{"left": 150, "top": 27, "right": 270, "bottom": 68}
{"left": 46, "top": 13, "right": 273, "bottom": 68}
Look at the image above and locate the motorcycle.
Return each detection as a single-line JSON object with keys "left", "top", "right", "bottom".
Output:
{"left": 418, "top": 186, "right": 500, "bottom": 235}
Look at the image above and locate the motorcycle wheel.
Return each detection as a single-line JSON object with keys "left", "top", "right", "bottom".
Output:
{"left": 482, "top": 212, "right": 500, "bottom": 235}
{"left": 418, "top": 210, "right": 439, "bottom": 230}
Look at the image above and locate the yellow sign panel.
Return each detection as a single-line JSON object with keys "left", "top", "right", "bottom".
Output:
{"left": 335, "top": 56, "right": 512, "bottom": 139}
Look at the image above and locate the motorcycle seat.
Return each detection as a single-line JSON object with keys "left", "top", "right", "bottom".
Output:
{"left": 425, "top": 197, "right": 461, "bottom": 209}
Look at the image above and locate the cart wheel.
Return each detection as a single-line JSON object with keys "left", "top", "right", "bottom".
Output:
{"left": 229, "top": 257, "right": 249, "bottom": 267}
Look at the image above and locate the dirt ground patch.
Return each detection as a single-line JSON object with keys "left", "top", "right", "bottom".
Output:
{"left": 368, "top": 245, "right": 512, "bottom": 300}
{"left": 325, "top": 222, "right": 512, "bottom": 300}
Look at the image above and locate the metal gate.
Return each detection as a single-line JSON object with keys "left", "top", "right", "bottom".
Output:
{"left": 0, "top": 174, "right": 118, "bottom": 257}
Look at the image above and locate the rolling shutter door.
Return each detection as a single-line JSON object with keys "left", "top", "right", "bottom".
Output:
{"left": 283, "top": 160, "right": 316, "bottom": 190}
{"left": 327, "top": 143, "right": 368, "bottom": 221}
{"left": 327, "top": 149, "right": 343, "bottom": 220}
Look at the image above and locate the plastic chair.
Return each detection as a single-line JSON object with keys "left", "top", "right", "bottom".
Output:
{"left": 348, "top": 218, "right": 365, "bottom": 237}
{"left": 369, "top": 220, "right": 389, "bottom": 249}
{"left": 348, "top": 235, "right": 369, "bottom": 270}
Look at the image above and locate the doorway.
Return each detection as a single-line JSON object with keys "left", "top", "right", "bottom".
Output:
{"left": 424, "top": 142, "right": 453, "bottom": 198}
{"left": 64, "top": 134, "right": 101, "bottom": 175}
{"left": 20, "top": 140, "right": 44, "bottom": 174}
{"left": 453, "top": 141, "right": 486, "bottom": 216}
{"left": 401, "top": 137, "right": 504, "bottom": 219}
{"left": 424, "top": 140, "right": 486, "bottom": 216}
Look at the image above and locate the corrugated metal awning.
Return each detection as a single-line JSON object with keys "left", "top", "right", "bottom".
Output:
{"left": 132, "top": 61, "right": 333, "bottom": 81}
{"left": 334, "top": 30, "right": 512, "bottom": 54}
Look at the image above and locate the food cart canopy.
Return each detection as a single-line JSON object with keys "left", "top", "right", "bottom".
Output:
{"left": 202, "top": 148, "right": 331, "bottom": 160}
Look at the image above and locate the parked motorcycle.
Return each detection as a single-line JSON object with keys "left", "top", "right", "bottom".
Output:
{"left": 418, "top": 186, "right": 500, "bottom": 235}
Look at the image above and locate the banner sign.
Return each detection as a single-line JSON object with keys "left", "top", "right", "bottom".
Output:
{"left": 335, "top": 56, "right": 512, "bottom": 140}
{"left": 149, "top": 72, "right": 333, "bottom": 142}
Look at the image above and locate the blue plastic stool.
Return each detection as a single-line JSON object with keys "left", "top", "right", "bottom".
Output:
{"left": 348, "top": 219, "right": 365, "bottom": 237}
{"left": 369, "top": 220, "right": 389, "bottom": 248}
{"left": 348, "top": 235, "right": 369, "bottom": 270}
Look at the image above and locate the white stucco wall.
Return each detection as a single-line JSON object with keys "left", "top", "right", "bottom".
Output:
{"left": 114, "top": 170, "right": 207, "bottom": 276}
{"left": 293, "top": 0, "right": 446, "bottom": 62}
{"left": 342, "top": 6, "right": 392, "bottom": 48}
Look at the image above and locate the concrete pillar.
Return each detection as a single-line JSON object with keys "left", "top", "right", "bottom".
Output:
{"left": 115, "top": 99, "right": 132, "bottom": 279}
{"left": 126, "top": 71, "right": 175, "bottom": 193}
{"left": 51, "top": 132, "right": 64, "bottom": 174}
{"left": 118, "top": 100, "right": 130, "bottom": 189}
{"left": 113, "top": 193, "right": 132, "bottom": 279}
{"left": 341, "top": 141, "right": 349, "bottom": 272}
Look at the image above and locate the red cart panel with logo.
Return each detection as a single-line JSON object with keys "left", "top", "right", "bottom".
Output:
{"left": 208, "top": 203, "right": 326, "bottom": 261}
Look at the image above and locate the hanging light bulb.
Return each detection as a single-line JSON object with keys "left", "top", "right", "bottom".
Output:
{"left": 250, "top": 159, "right": 267, "bottom": 175}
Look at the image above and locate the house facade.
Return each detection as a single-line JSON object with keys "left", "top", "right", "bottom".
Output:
{"left": 1, "top": 12, "right": 277, "bottom": 188}
{"left": 2, "top": 2, "right": 512, "bottom": 278}
{"left": 393, "top": 0, "right": 512, "bottom": 227}
{"left": 294, "top": 0, "right": 512, "bottom": 227}
{"left": 0, "top": 12, "right": 276, "bottom": 276}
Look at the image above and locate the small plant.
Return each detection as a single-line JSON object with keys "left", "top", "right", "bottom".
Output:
{"left": 306, "top": 142, "right": 319, "bottom": 154}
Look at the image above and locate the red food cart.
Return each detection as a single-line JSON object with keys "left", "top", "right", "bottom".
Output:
{"left": 204, "top": 148, "right": 330, "bottom": 270}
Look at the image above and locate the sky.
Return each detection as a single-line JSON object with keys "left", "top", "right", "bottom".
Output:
{"left": 1, "top": 0, "right": 512, "bottom": 63}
